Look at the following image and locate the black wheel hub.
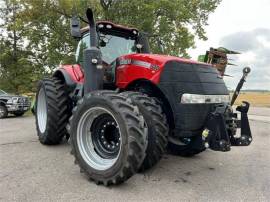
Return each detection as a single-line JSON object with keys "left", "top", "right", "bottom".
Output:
{"left": 91, "top": 114, "right": 121, "bottom": 159}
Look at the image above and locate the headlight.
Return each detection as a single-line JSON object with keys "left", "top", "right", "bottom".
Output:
{"left": 106, "top": 24, "right": 112, "bottom": 29}
{"left": 180, "top": 94, "right": 230, "bottom": 104}
{"left": 98, "top": 24, "right": 104, "bottom": 28}
{"left": 12, "top": 97, "right": 19, "bottom": 103}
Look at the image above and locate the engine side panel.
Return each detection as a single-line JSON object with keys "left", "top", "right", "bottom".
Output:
{"left": 115, "top": 53, "right": 206, "bottom": 89}
{"left": 115, "top": 55, "right": 163, "bottom": 88}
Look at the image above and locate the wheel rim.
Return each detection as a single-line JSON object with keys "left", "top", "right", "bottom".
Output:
{"left": 37, "top": 88, "right": 47, "bottom": 133}
{"left": 77, "top": 107, "right": 122, "bottom": 171}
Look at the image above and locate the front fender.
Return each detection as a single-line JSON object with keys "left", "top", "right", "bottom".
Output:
{"left": 0, "top": 100, "right": 7, "bottom": 106}
{"left": 53, "top": 64, "right": 84, "bottom": 87}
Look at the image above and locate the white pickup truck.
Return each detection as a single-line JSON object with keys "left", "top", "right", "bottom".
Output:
{"left": 0, "top": 89, "right": 31, "bottom": 118}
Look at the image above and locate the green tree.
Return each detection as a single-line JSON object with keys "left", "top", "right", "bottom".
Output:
{"left": 0, "top": 0, "right": 39, "bottom": 93}
{"left": 0, "top": 0, "right": 221, "bottom": 93}
{"left": 100, "top": 0, "right": 221, "bottom": 56}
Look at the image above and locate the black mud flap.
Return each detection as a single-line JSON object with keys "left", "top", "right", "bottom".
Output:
{"left": 202, "top": 101, "right": 252, "bottom": 152}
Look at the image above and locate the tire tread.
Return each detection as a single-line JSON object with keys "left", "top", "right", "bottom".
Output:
{"left": 69, "top": 90, "right": 147, "bottom": 186}
{"left": 120, "top": 91, "right": 169, "bottom": 171}
{"left": 35, "top": 78, "right": 70, "bottom": 145}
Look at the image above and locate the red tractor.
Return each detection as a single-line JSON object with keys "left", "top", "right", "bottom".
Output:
{"left": 35, "top": 9, "right": 252, "bottom": 186}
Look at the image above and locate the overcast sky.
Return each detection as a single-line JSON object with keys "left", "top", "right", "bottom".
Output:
{"left": 189, "top": 0, "right": 270, "bottom": 90}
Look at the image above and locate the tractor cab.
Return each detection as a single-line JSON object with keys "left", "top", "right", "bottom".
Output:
{"left": 74, "top": 21, "right": 150, "bottom": 85}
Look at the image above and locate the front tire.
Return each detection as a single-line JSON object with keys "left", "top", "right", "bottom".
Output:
{"left": 120, "top": 91, "right": 168, "bottom": 171}
{"left": 69, "top": 91, "right": 148, "bottom": 186}
{"left": 168, "top": 135, "right": 206, "bottom": 157}
{"left": 35, "top": 78, "right": 70, "bottom": 145}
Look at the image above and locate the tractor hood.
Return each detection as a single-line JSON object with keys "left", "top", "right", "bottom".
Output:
{"left": 115, "top": 53, "right": 227, "bottom": 95}
{"left": 115, "top": 53, "right": 229, "bottom": 132}
{"left": 118, "top": 53, "right": 228, "bottom": 95}
{"left": 118, "top": 53, "right": 207, "bottom": 68}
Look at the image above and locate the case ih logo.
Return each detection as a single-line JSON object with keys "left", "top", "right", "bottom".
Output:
{"left": 119, "top": 59, "right": 132, "bottom": 65}
{"left": 119, "top": 59, "right": 159, "bottom": 71}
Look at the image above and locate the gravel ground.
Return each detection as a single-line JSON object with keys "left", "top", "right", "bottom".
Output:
{"left": 0, "top": 108, "right": 269, "bottom": 202}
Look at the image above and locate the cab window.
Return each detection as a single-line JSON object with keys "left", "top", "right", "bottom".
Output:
{"left": 75, "top": 33, "right": 137, "bottom": 64}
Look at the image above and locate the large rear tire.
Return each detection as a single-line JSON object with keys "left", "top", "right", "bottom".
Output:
{"left": 35, "top": 78, "right": 70, "bottom": 145}
{"left": 69, "top": 91, "right": 148, "bottom": 186}
{"left": 120, "top": 91, "right": 168, "bottom": 171}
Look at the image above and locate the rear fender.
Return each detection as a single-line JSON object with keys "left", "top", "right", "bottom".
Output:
{"left": 0, "top": 100, "right": 7, "bottom": 106}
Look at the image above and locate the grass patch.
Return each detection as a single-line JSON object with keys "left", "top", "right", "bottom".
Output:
{"left": 233, "top": 92, "right": 270, "bottom": 107}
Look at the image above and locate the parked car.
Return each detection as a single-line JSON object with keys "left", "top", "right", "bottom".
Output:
{"left": 0, "top": 89, "right": 31, "bottom": 118}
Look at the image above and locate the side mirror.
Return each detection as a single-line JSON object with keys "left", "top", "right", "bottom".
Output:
{"left": 70, "top": 16, "right": 81, "bottom": 38}
{"left": 138, "top": 32, "right": 150, "bottom": 53}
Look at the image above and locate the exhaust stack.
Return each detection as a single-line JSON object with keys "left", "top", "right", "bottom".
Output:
{"left": 86, "top": 8, "right": 97, "bottom": 47}
{"left": 83, "top": 8, "right": 103, "bottom": 94}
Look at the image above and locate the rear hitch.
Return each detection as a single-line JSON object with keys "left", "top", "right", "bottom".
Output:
{"left": 229, "top": 66, "right": 252, "bottom": 146}
{"left": 230, "top": 101, "right": 252, "bottom": 146}
{"left": 202, "top": 105, "right": 231, "bottom": 152}
{"left": 202, "top": 101, "right": 252, "bottom": 152}
{"left": 201, "top": 66, "right": 253, "bottom": 152}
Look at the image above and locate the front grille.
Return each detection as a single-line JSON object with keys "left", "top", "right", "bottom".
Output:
{"left": 18, "top": 97, "right": 30, "bottom": 105}
{"left": 158, "top": 60, "right": 229, "bottom": 132}
{"left": 159, "top": 61, "right": 228, "bottom": 95}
